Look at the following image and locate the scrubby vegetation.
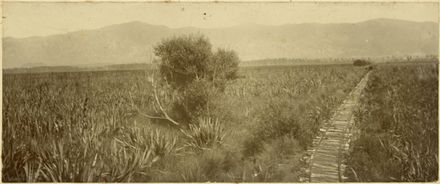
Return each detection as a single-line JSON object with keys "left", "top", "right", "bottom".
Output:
{"left": 5, "top": 35, "right": 436, "bottom": 182}
{"left": 346, "top": 62, "right": 438, "bottom": 182}
{"left": 2, "top": 63, "right": 366, "bottom": 182}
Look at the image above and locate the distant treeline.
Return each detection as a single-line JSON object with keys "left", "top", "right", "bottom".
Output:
{"left": 241, "top": 55, "right": 438, "bottom": 67}
{"left": 3, "top": 63, "right": 154, "bottom": 74}
{"left": 4, "top": 55, "right": 437, "bottom": 74}
{"left": 240, "top": 58, "right": 352, "bottom": 67}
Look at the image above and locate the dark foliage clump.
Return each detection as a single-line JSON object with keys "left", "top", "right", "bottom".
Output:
{"left": 353, "top": 59, "right": 371, "bottom": 66}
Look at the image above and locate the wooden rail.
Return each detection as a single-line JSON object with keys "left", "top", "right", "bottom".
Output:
{"left": 302, "top": 72, "right": 370, "bottom": 182}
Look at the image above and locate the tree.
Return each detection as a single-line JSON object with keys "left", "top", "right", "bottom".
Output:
{"left": 154, "top": 34, "right": 213, "bottom": 90}
{"left": 209, "top": 48, "right": 240, "bottom": 90}
{"left": 154, "top": 34, "right": 240, "bottom": 91}
{"left": 152, "top": 34, "right": 240, "bottom": 123}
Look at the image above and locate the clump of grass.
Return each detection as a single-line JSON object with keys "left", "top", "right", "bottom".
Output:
{"left": 181, "top": 117, "right": 226, "bottom": 151}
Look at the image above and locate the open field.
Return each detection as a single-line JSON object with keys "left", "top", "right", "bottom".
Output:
{"left": 3, "top": 64, "right": 370, "bottom": 182}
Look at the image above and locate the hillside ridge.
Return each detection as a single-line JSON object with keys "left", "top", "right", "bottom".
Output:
{"left": 3, "top": 18, "right": 438, "bottom": 68}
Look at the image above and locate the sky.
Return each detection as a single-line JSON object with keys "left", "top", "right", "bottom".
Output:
{"left": 3, "top": 2, "right": 439, "bottom": 38}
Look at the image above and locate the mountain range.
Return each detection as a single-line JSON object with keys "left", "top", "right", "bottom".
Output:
{"left": 3, "top": 18, "right": 438, "bottom": 68}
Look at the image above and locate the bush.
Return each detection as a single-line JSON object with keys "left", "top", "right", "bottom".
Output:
{"left": 209, "top": 49, "right": 240, "bottom": 90}
{"left": 171, "top": 79, "right": 216, "bottom": 122}
{"left": 154, "top": 34, "right": 240, "bottom": 91}
{"left": 154, "top": 34, "right": 213, "bottom": 90}
{"left": 353, "top": 59, "right": 371, "bottom": 66}
{"left": 154, "top": 34, "right": 240, "bottom": 122}
{"left": 243, "top": 100, "right": 303, "bottom": 158}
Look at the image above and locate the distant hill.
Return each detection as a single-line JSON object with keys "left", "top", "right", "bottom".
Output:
{"left": 3, "top": 18, "right": 438, "bottom": 69}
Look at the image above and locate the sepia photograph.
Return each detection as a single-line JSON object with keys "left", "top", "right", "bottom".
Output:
{"left": 2, "top": 1, "right": 439, "bottom": 182}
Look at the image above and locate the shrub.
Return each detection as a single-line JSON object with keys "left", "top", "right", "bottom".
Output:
{"left": 154, "top": 34, "right": 213, "bottom": 90}
{"left": 353, "top": 59, "right": 371, "bottom": 66}
{"left": 154, "top": 34, "right": 240, "bottom": 91}
{"left": 171, "top": 78, "right": 217, "bottom": 122}
{"left": 209, "top": 48, "right": 240, "bottom": 90}
{"left": 243, "top": 100, "right": 302, "bottom": 158}
{"left": 153, "top": 34, "right": 240, "bottom": 122}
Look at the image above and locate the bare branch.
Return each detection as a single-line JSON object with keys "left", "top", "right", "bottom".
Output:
{"left": 151, "top": 75, "right": 180, "bottom": 126}
{"left": 128, "top": 75, "right": 180, "bottom": 126}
